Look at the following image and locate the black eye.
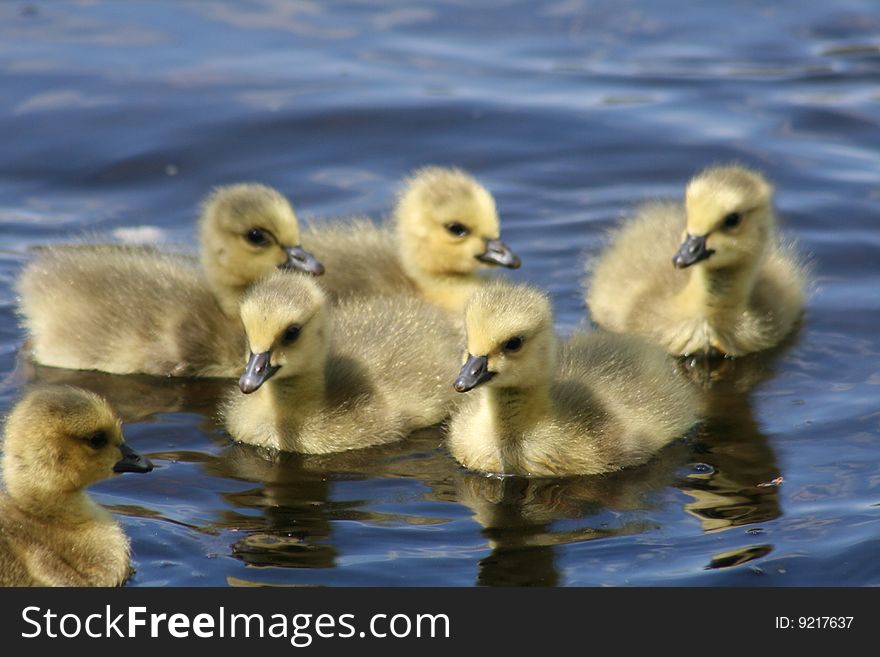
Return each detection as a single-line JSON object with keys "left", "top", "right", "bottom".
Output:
{"left": 245, "top": 228, "right": 271, "bottom": 246}
{"left": 282, "top": 324, "right": 301, "bottom": 344}
{"left": 85, "top": 431, "right": 108, "bottom": 449}
{"left": 502, "top": 336, "right": 524, "bottom": 353}
{"left": 722, "top": 212, "right": 742, "bottom": 229}
{"left": 445, "top": 222, "right": 470, "bottom": 237}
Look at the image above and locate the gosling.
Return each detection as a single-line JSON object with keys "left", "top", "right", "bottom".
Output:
{"left": 303, "top": 167, "right": 521, "bottom": 313}
{"left": 448, "top": 281, "right": 698, "bottom": 477}
{"left": 17, "top": 183, "right": 324, "bottom": 377}
{"left": 222, "top": 271, "right": 461, "bottom": 454}
{"left": 0, "top": 386, "right": 153, "bottom": 586}
{"left": 586, "top": 165, "right": 806, "bottom": 357}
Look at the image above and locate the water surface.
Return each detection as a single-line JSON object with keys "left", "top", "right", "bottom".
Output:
{"left": 1, "top": 0, "right": 879, "bottom": 586}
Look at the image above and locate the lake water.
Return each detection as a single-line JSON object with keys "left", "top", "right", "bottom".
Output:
{"left": 1, "top": 0, "right": 879, "bottom": 586}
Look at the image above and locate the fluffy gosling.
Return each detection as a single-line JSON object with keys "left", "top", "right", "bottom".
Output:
{"left": 302, "top": 167, "right": 520, "bottom": 313}
{"left": 222, "top": 271, "right": 461, "bottom": 454}
{"left": 0, "top": 386, "right": 152, "bottom": 586}
{"left": 448, "top": 281, "right": 698, "bottom": 476}
{"left": 586, "top": 165, "right": 806, "bottom": 357}
{"left": 17, "top": 184, "right": 323, "bottom": 377}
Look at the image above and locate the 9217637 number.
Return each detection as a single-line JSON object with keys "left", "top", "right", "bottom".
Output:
{"left": 775, "top": 617, "right": 853, "bottom": 629}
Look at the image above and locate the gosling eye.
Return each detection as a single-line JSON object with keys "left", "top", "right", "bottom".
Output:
{"left": 85, "top": 431, "right": 108, "bottom": 449}
{"left": 502, "top": 336, "right": 524, "bottom": 353}
{"left": 445, "top": 222, "right": 470, "bottom": 238}
{"left": 721, "top": 212, "right": 742, "bottom": 230}
{"left": 245, "top": 228, "right": 272, "bottom": 247}
{"left": 282, "top": 324, "right": 301, "bottom": 344}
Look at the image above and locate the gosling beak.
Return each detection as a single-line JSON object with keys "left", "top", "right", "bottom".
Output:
{"left": 239, "top": 351, "right": 280, "bottom": 394}
{"left": 672, "top": 233, "right": 714, "bottom": 269}
{"left": 476, "top": 239, "right": 521, "bottom": 269}
{"left": 113, "top": 443, "right": 153, "bottom": 474}
{"left": 281, "top": 245, "right": 325, "bottom": 276}
{"left": 454, "top": 353, "right": 496, "bottom": 392}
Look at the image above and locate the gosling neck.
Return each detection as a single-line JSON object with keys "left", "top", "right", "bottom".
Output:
{"left": 5, "top": 482, "right": 105, "bottom": 524}
{"left": 259, "top": 365, "right": 327, "bottom": 430}
{"left": 479, "top": 381, "right": 553, "bottom": 445}
{"left": 214, "top": 284, "right": 248, "bottom": 319}
{"left": 677, "top": 258, "right": 762, "bottom": 320}
{"left": 403, "top": 264, "right": 480, "bottom": 314}
{"left": 200, "top": 257, "right": 248, "bottom": 319}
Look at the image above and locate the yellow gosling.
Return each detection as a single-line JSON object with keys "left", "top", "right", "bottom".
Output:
{"left": 586, "top": 165, "right": 806, "bottom": 356}
{"left": 222, "top": 271, "right": 461, "bottom": 454}
{"left": 0, "top": 386, "right": 152, "bottom": 586}
{"left": 448, "top": 281, "right": 698, "bottom": 476}
{"left": 17, "top": 183, "right": 323, "bottom": 377}
{"left": 302, "top": 166, "right": 520, "bottom": 313}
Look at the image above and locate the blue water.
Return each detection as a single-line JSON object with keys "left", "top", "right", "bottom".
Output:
{"left": 1, "top": 0, "right": 879, "bottom": 586}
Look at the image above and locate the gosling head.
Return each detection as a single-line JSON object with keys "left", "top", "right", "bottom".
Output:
{"left": 673, "top": 165, "right": 775, "bottom": 271}
{"left": 199, "top": 183, "right": 324, "bottom": 293}
{"left": 1, "top": 386, "right": 153, "bottom": 500}
{"left": 454, "top": 281, "right": 555, "bottom": 393}
{"left": 395, "top": 167, "right": 521, "bottom": 277}
{"left": 237, "top": 271, "right": 330, "bottom": 394}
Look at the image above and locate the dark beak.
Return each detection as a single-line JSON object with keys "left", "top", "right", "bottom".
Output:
{"left": 239, "top": 351, "right": 280, "bottom": 394}
{"left": 281, "top": 245, "right": 325, "bottom": 276}
{"left": 672, "top": 233, "right": 714, "bottom": 269}
{"left": 476, "top": 238, "right": 521, "bottom": 269}
{"left": 454, "top": 353, "right": 496, "bottom": 392}
{"left": 113, "top": 443, "right": 153, "bottom": 474}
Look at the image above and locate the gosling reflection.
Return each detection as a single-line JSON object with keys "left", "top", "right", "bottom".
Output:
{"left": 673, "top": 336, "right": 791, "bottom": 392}
{"left": 676, "top": 351, "right": 785, "bottom": 533}
{"left": 204, "top": 444, "right": 339, "bottom": 569}
{"left": 454, "top": 442, "right": 691, "bottom": 586}
{"left": 202, "top": 429, "right": 460, "bottom": 573}
{"left": 20, "top": 359, "right": 229, "bottom": 423}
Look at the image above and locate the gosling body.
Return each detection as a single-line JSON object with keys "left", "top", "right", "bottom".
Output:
{"left": 17, "top": 184, "right": 323, "bottom": 377}
{"left": 0, "top": 386, "right": 152, "bottom": 586}
{"left": 301, "top": 218, "right": 417, "bottom": 301}
{"left": 449, "top": 282, "right": 698, "bottom": 477}
{"left": 303, "top": 167, "right": 520, "bottom": 313}
{"left": 586, "top": 165, "right": 805, "bottom": 356}
{"left": 223, "top": 272, "right": 461, "bottom": 454}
